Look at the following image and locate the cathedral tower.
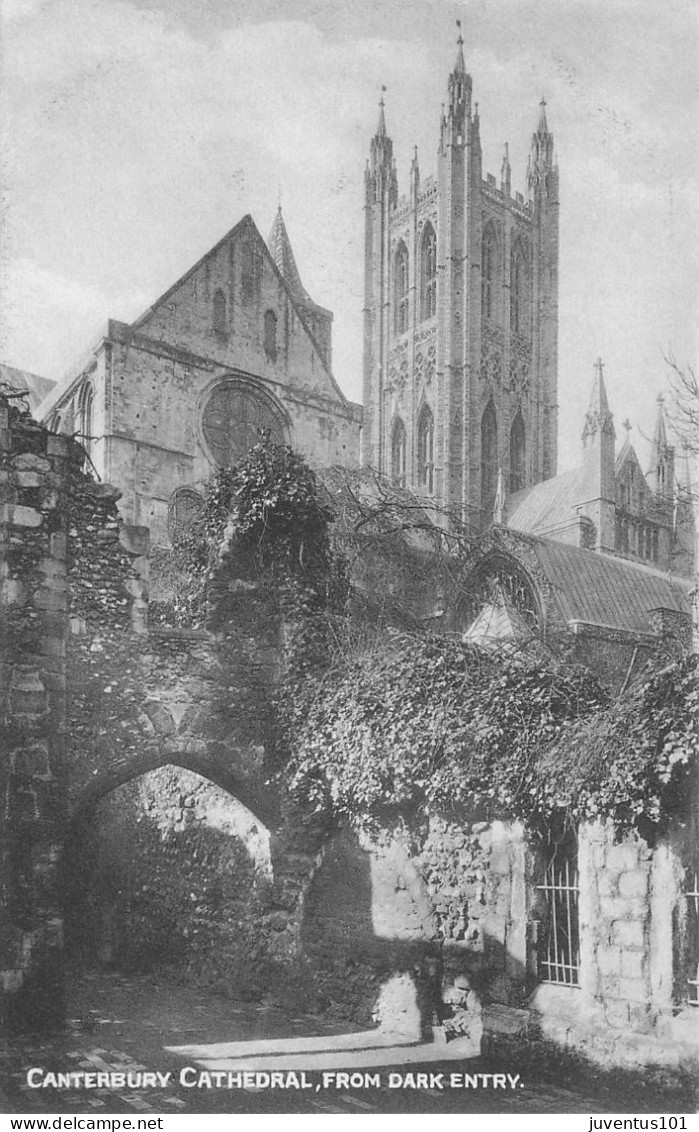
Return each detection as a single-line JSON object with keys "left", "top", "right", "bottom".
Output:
{"left": 362, "top": 33, "right": 560, "bottom": 534}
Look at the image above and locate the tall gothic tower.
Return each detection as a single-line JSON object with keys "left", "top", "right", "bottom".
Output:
{"left": 362, "top": 34, "right": 560, "bottom": 534}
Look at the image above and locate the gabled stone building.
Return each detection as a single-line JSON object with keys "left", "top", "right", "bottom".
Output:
{"left": 36, "top": 211, "right": 362, "bottom": 546}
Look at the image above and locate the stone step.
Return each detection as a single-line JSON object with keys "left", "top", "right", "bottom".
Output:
{"left": 164, "top": 1033, "right": 478, "bottom": 1073}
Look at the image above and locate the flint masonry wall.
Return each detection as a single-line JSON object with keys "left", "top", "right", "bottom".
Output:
{"left": 0, "top": 399, "right": 79, "bottom": 1030}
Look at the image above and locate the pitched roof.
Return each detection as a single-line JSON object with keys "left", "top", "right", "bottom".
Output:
{"left": 523, "top": 535, "right": 692, "bottom": 633}
{"left": 0, "top": 363, "right": 56, "bottom": 413}
{"left": 506, "top": 467, "right": 593, "bottom": 534}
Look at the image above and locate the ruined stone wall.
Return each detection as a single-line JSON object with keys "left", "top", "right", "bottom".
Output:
{"left": 0, "top": 401, "right": 79, "bottom": 1030}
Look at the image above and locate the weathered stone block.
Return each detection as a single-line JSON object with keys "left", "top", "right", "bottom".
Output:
{"left": 611, "top": 920, "right": 644, "bottom": 949}
{"left": 16, "top": 471, "right": 44, "bottom": 488}
{"left": 618, "top": 870, "right": 648, "bottom": 899}
{"left": 12, "top": 505, "right": 42, "bottom": 528}
{"left": 595, "top": 945, "right": 621, "bottom": 977}
{"left": 618, "top": 977, "right": 648, "bottom": 1003}
{"left": 620, "top": 950, "right": 645, "bottom": 980}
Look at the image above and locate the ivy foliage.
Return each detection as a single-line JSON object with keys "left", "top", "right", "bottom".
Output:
{"left": 281, "top": 633, "right": 698, "bottom": 842}
{"left": 158, "top": 438, "right": 339, "bottom": 626}
{"left": 151, "top": 436, "right": 697, "bottom": 842}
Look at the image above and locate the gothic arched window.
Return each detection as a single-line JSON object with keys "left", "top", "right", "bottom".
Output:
{"left": 481, "top": 223, "right": 497, "bottom": 322}
{"left": 480, "top": 399, "right": 498, "bottom": 511}
{"left": 510, "top": 239, "right": 530, "bottom": 336}
{"left": 417, "top": 404, "right": 434, "bottom": 493}
{"left": 394, "top": 243, "right": 409, "bottom": 335}
{"left": 509, "top": 412, "right": 526, "bottom": 494}
{"left": 76, "top": 382, "right": 94, "bottom": 462}
{"left": 391, "top": 418, "right": 407, "bottom": 487}
{"left": 420, "top": 224, "right": 437, "bottom": 321}
{"left": 264, "top": 310, "right": 278, "bottom": 361}
{"left": 213, "top": 289, "right": 227, "bottom": 335}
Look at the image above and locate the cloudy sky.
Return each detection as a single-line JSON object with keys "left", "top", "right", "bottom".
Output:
{"left": 1, "top": 0, "right": 697, "bottom": 469}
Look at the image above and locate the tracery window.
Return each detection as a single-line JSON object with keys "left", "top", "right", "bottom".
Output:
{"left": 201, "top": 379, "right": 287, "bottom": 468}
{"left": 394, "top": 243, "right": 409, "bottom": 335}
{"left": 420, "top": 224, "right": 437, "bottom": 321}
{"left": 460, "top": 554, "right": 541, "bottom": 632}
{"left": 391, "top": 417, "right": 407, "bottom": 487}
{"left": 509, "top": 412, "right": 526, "bottom": 494}
{"left": 213, "top": 289, "right": 227, "bottom": 335}
{"left": 417, "top": 404, "right": 434, "bottom": 493}
{"left": 510, "top": 239, "right": 530, "bottom": 337}
{"left": 481, "top": 223, "right": 497, "bottom": 322}
{"left": 76, "top": 382, "right": 94, "bottom": 462}
{"left": 480, "top": 398, "right": 498, "bottom": 511}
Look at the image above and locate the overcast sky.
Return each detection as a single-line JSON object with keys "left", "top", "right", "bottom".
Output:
{"left": 1, "top": 0, "right": 697, "bottom": 470}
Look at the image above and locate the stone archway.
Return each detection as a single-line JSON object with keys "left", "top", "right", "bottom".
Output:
{"left": 62, "top": 763, "right": 276, "bottom": 989}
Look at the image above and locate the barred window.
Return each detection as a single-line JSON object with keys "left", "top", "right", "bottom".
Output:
{"left": 682, "top": 858, "right": 699, "bottom": 1007}
{"left": 536, "top": 831, "right": 580, "bottom": 986}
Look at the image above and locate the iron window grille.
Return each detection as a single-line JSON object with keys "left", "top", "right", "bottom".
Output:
{"left": 685, "top": 866, "right": 699, "bottom": 1006}
{"left": 536, "top": 838, "right": 580, "bottom": 986}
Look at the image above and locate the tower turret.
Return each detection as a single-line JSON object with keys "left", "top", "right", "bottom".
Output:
{"left": 581, "top": 358, "right": 616, "bottom": 551}
{"left": 363, "top": 89, "right": 397, "bottom": 470}
{"left": 647, "top": 394, "right": 675, "bottom": 499}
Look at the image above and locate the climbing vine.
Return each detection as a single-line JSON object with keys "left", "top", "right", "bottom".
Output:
{"left": 281, "top": 633, "right": 697, "bottom": 842}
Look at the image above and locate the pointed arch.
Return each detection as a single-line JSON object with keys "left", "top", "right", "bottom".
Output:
{"left": 76, "top": 382, "right": 94, "bottom": 462}
{"left": 391, "top": 417, "right": 407, "bottom": 487}
{"left": 417, "top": 403, "right": 435, "bottom": 493}
{"left": 213, "top": 288, "right": 227, "bottom": 335}
{"left": 394, "top": 242, "right": 409, "bottom": 335}
{"left": 264, "top": 309, "right": 278, "bottom": 361}
{"left": 510, "top": 237, "right": 530, "bottom": 336}
{"left": 509, "top": 411, "right": 526, "bottom": 494}
{"left": 480, "top": 399, "right": 498, "bottom": 511}
{"left": 481, "top": 221, "right": 498, "bottom": 322}
{"left": 419, "top": 224, "right": 437, "bottom": 321}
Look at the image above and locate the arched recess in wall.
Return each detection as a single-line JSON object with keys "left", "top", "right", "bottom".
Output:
{"left": 391, "top": 417, "right": 407, "bottom": 487}
{"left": 458, "top": 551, "right": 544, "bottom": 635}
{"left": 480, "top": 399, "right": 498, "bottom": 511}
{"left": 419, "top": 224, "right": 437, "bottom": 321}
{"left": 62, "top": 763, "right": 274, "bottom": 977}
{"left": 510, "top": 237, "right": 531, "bottom": 337}
{"left": 509, "top": 411, "right": 526, "bottom": 494}
{"left": 481, "top": 221, "right": 498, "bottom": 322}
{"left": 76, "top": 382, "right": 94, "bottom": 463}
{"left": 199, "top": 376, "right": 290, "bottom": 469}
{"left": 213, "top": 288, "right": 227, "bottom": 335}
{"left": 264, "top": 310, "right": 278, "bottom": 362}
{"left": 394, "top": 242, "right": 409, "bottom": 335}
{"left": 417, "top": 403, "right": 434, "bottom": 493}
{"left": 167, "top": 487, "right": 204, "bottom": 544}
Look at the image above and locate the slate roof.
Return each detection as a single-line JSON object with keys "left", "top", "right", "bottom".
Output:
{"left": 522, "top": 535, "right": 692, "bottom": 633}
{"left": 0, "top": 363, "right": 56, "bottom": 414}
{"left": 506, "top": 467, "right": 594, "bottom": 534}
